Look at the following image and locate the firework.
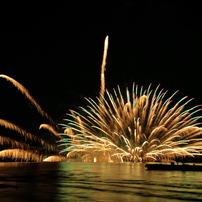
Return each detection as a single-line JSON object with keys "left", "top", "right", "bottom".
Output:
{"left": 0, "top": 76, "right": 64, "bottom": 162}
{"left": 0, "top": 74, "right": 54, "bottom": 124}
{"left": 58, "top": 36, "right": 202, "bottom": 163}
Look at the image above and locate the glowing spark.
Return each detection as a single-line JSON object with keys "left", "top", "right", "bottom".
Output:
{"left": 0, "top": 149, "right": 45, "bottom": 162}
{"left": 100, "top": 35, "right": 108, "bottom": 97}
{"left": 0, "top": 119, "right": 57, "bottom": 152}
{"left": 43, "top": 155, "right": 67, "bottom": 162}
{"left": 0, "top": 74, "right": 54, "bottom": 124}
{"left": 39, "top": 124, "right": 61, "bottom": 138}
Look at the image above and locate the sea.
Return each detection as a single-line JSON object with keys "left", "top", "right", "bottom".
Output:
{"left": 0, "top": 162, "right": 201, "bottom": 202}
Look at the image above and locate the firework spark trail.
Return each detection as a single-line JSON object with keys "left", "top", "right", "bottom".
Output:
{"left": 0, "top": 136, "right": 31, "bottom": 149}
{"left": 0, "top": 119, "right": 57, "bottom": 152}
{"left": 58, "top": 36, "right": 202, "bottom": 162}
{"left": 100, "top": 36, "right": 108, "bottom": 98}
{"left": 0, "top": 119, "right": 38, "bottom": 142}
{"left": 0, "top": 149, "right": 45, "bottom": 162}
{"left": 0, "top": 74, "right": 55, "bottom": 125}
{"left": 39, "top": 124, "right": 61, "bottom": 138}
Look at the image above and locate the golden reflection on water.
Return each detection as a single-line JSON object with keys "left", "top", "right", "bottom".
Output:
{"left": 55, "top": 162, "right": 202, "bottom": 202}
{"left": 0, "top": 162, "right": 202, "bottom": 202}
{"left": 56, "top": 162, "right": 147, "bottom": 201}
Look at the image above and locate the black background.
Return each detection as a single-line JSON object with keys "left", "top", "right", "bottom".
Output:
{"left": 0, "top": 1, "right": 201, "bottom": 133}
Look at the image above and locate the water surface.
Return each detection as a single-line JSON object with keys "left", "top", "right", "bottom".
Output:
{"left": 0, "top": 162, "right": 201, "bottom": 202}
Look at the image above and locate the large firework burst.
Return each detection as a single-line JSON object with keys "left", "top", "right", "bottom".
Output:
{"left": 58, "top": 37, "right": 202, "bottom": 163}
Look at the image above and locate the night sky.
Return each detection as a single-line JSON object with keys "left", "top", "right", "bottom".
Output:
{"left": 0, "top": 2, "right": 202, "bottom": 132}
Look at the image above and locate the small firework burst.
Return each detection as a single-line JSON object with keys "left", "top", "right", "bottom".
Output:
{"left": 0, "top": 75, "right": 64, "bottom": 162}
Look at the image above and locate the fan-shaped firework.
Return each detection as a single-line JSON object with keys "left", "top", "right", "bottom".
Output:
{"left": 58, "top": 84, "right": 202, "bottom": 162}
{"left": 58, "top": 37, "right": 202, "bottom": 163}
{"left": 0, "top": 75, "right": 64, "bottom": 162}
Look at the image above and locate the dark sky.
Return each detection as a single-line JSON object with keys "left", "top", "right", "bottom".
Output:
{"left": 0, "top": 2, "right": 202, "bottom": 131}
